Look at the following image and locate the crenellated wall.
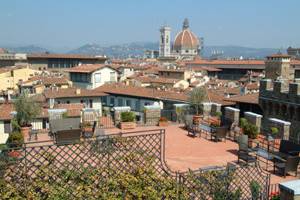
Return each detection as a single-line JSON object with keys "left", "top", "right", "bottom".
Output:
{"left": 259, "top": 79, "right": 300, "bottom": 142}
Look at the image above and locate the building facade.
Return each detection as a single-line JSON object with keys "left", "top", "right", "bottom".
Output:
{"left": 259, "top": 54, "right": 300, "bottom": 141}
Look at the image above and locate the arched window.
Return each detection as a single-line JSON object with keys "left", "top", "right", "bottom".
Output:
{"left": 281, "top": 105, "right": 287, "bottom": 116}
{"left": 274, "top": 103, "right": 280, "bottom": 115}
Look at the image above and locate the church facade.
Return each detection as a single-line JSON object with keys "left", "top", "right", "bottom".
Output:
{"left": 159, "top": 19, "right": 203, "bottom": 60}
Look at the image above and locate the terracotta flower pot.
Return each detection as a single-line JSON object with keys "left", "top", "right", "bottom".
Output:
{"left": 158, "top": 121, "right": 168, "bottom": 127}
{"left": 20, "top": 126, "right": 31, "bottom": 139}
{"left": 193, "top": 115, "right": 201, "bottom": 125}
{"left": 120, "top": 122, "right": 136, "bottom": 130}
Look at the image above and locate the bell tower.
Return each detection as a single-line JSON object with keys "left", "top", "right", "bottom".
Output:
{"left": 159, "top": 25, "right": 171, "bottom": 57}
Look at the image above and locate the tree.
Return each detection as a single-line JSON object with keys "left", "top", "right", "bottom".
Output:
{"left": 13, "top": 92, "right": 40, "bottom": 127}
{"left": 188, "top": 87, "right": 208, "bottom": 115}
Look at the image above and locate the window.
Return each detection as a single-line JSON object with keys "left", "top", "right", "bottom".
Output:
{"left": 110, "top": 72, "right": 116, "bottom": 82}
{"left": 102, "top": 96, "right": 107, "bottom": 104}
{"left": 110, "top": 97, "right": 115, "bottom": 105}
{"left": 94, "top": 73, "right": 101, "bottom": 83}
{"left": 126, "top": 99, "right": 131, "bottom": 107}
{"left": 66, "top": 101, "right": 70, "bottom": 104}
{"left": 118, "top": 98, "right": 123, "bottom": 106}
{"left": 135, "top": 100, "right": 140, "bottom": 111}
{"left": 89, "top": 99, "right": 93, "bottom": 108}
{"left": 4, "top": 121, "right": 11, "bottom": 133}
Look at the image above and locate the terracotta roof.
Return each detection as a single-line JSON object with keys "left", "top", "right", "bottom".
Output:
{"left": 266, "top": 54, "right": 291, "bottom": 58}
{"left": 225, "top": 93, "right": 259, "bottom": 105}
{"left": 130, "top": 76, "right": 180, "bottom": 84}
{"left": 22, "top": 76, "right": 70, "bottom": 86}
{"left": 54, "top": 103, "right": 84, "bottom": 117}
{"left": 206, "top": 91, "right": 236, "bottom": 106}
{"left": 158, "top": 68, "right": 186, "bottom": 72}
{"left": 191, "top": 66, "right": 222, "bottom": 72}
{"left": 95, "top": 83, "right": 188, "bottom": 102}
{"left": 27, "top": 53, "right": 106, "bottom": 60}
{"left": 0, "top": 103, "right": 48, "bottom": 120}
{"left": 66, "top": 64, "right": 117, "bottom": 73}
{"left": 186, "top": 59, "right": 265, "bottom": 66}
{"left": 44, "top": 87, "right": 108, "bottom": 99}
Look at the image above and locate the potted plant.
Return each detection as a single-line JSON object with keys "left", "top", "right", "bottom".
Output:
{"left": 120, "top": 111, "right": 136, "bottom": 130}
{"left": 158, "top": 117, "right": 168, "bottom": 127}
{"left": 239, "top": 118, "right": 248, "bottom": 133}
{"left": 270, "top": 127, "right": 279, "bottom": 138}
{"left": 244, "top": 123, "right": 259, "bottom": 148}
{"left": 6, "top": 131, "right": 24, "bottom": 158}
{"left": 188, "top": 87, "right": 207, "bottom": 125}
{"left": 14, "top": 92, "right": 40, "bottom": 139}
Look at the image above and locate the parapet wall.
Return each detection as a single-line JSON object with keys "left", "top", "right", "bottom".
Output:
{"left": 259, "top": 79, "right": 300, "bottom": 100}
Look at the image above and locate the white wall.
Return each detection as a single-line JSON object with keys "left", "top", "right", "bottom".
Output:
{"left": 54, "top": 97, "right": 102, "bottom": 115}
{"left": 105, "top": 95, "right": 159, "bottom": 112}
{"left": 91, "top": 67, "right": 117, "bottom": 89}
{"left": 0, "top": 121, "right": 9, "bottom": 144}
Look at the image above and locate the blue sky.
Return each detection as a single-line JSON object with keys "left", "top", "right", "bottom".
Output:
{"left": 1, "top": 0, "right": 300, "bottom": 50}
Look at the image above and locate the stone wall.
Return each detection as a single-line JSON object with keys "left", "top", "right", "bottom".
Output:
{"left": 224, "top": 107, "right": 240, "bottom": 124}
{"left": 268, "top": 118, "right": 291, "bottom": 139}
{"left": 244, "top": 112, "right": 262, "bottom": 132}
{"left": 259, "top": 78, "right": 300, "bottom": 141}
{"left": 144, "top": 106, "right": 161, "bottom": 126}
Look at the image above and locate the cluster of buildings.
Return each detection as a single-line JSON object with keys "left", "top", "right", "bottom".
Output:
{"left": 0, "top": 18, "right": 300, "bottom": 144}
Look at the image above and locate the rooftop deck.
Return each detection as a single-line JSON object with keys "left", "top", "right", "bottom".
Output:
{"left": 24, "top": 124, "right": 299, "bottom": 185}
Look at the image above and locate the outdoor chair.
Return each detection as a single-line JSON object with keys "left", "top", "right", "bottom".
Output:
{"left": 28, "top": 128, "right": 38, "bottom": 141}
{"left": 187, "top": 124, "right": 200, "bottom": 137}
{"left": 211, "top": 126, "right": 227, "bottom": 142}
{"left": 273, "top": 155, "right": 300, "bottom": 177}
{"left": 237, "top": 135, "right": 257, "bottom": 164}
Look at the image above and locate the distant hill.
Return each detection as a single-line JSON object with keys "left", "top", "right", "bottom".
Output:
{"left": 2, "top": 43, "right": 279, "bottom": 59}
{"left": 202, "top": 45, "right": 279, "bottom": 59}
{"left": 6, "top": 45, "right": 50, "bottom": 54}
{"left": 70, "top": 43, "right": 279, "bottom": 59}
{"left": 69, "top": 42, "right": 158, "bottom": 58}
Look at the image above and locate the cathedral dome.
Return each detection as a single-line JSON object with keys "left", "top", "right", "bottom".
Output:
{"left": 173, "top": 19, "right": 199, "bottom": 51}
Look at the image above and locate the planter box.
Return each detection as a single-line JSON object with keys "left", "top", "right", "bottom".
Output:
{"left": 120, "top": 122, "right": 136, "bottom": 130}
{"left": 158, "top": 121, "right": 168, "bottom": 127}
{"left": 21, "top": 126, "right": 31, "bottom": 139}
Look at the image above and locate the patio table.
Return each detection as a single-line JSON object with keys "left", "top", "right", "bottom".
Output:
{"left": 199, "top": 123, "right": 216, "bottom": 139}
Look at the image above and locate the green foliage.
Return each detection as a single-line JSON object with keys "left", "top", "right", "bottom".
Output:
{"left": 186, "top": 168, "right": 241, "bottom": 200}
{"left": 14, "top": 91, "right": 41, "bottom": 127}
{"left": 0, "top": 150, "right": 185, "bottom": 200}
{"left": 121, "top": 111, "right": 135, "bottom": 122}
{"left": 250, "top": 180, "right": 261, "bottom": 200}
{"left": 62, "top": 112, "right": 68, "bottom": 118}
{"left": 11, "top": 117, "right": 21, "bottom": 132}
{"left": 6, "top": 132, "right": 23, "bottom": 148}
{"left": 215, "top": 111, "right": 222, "bottom": 118}
{"left": 188, "top": 87, "right": 207, "bottom": 115}
{"left": 244, "top": 123, "right": 259, "bottom": 139}
{"left": 270, "top": 127, "right": 279, "bottom": 136}
{"left": 240, "top": 118, "right": 248, "bottom": 129}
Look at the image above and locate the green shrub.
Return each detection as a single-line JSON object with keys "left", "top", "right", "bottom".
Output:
{"left": 270, "top": 127, "right": 279, "bottom": 136}
{"left": 240, "top": 118, "right": 248, "bottom": 129}
{"left": 250, "top": 180, "right": 261, "bottom": 200}
{"left": 62, "top": 112, "right": 68, "bottom": 118}
{"left": 215, "top": 111, "right": 222, "bottom": 118}
{"left": 6, "top": 132, "right": 24, "bottom": 148}
{"left": 244, "top": 123, "right": 259, "bottom": 139}
{"left": 121, "top": 111, "right": 135, "bottom": 122}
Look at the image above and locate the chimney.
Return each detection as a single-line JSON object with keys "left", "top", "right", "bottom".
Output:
{"left": 76, "top": 88, "right": 81, "bottom": 95}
